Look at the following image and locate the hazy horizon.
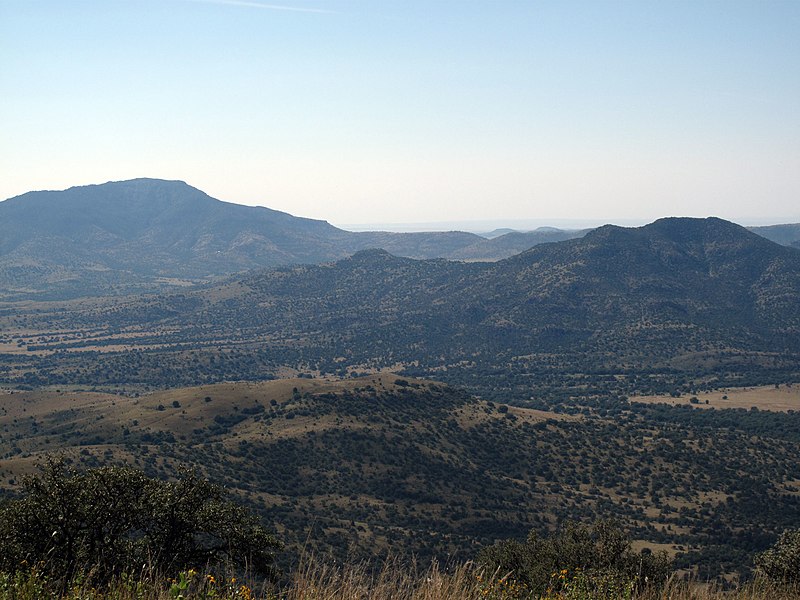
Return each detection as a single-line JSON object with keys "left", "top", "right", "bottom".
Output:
{"left": 1, "top": 177, "right": 795, "bottom": 233}
{"left": 2, "top": 1, "right": 799, "bottom": 226}
{"left": 335, "top": 216, "right": 800, "bottom": 233}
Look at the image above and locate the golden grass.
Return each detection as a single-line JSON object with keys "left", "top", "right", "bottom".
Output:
{"left": 284, "top": 557, "right": 485, "bottom": 600}
{"left": 280, "top": 560, "right": 800, "bottom": 600}
{"left": 630, "top": 383, "right": 800, "bottom": 412}
{"left": 276, "top": 559, "right": 800, "bottom": 600}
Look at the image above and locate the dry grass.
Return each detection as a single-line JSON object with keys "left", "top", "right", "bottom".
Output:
{"left": 284, "top": 563, "right": 800, "bottom": 600}
{"left": 278, "top": 559, "right": 800, "bottom": 600}
{"left": 3, "top": 559, "right": 800, "bottom": 599}
{"left": 283, "top": 557, "right": 487, "bottom": 600}
{"left": 639, "top": 578, "right": 800, "bottom": 600}
{"left": 630, "top": 383, "right": 800, "bottom": 412}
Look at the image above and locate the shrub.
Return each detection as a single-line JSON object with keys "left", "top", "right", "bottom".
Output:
{"left": 0, "top": 457, "right": 281, "bottom": 585}
{"left": 756, "top": 529, "right": 800, "bottom": 583}
{"left": 477, "top": 519, "right": 671, "bottom": 596}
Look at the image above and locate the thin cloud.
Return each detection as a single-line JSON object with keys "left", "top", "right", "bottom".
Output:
{"left": 181, "top": 0, "right": 334, "bottom": 14}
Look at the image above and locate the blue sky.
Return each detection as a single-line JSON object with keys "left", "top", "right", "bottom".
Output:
{"left": 1, "top": 0, "right": 798, "bottom": 228}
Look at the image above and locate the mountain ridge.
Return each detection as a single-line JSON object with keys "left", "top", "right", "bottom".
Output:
{"left": 7, "top": 215, "right": 799, "bottom": 400}
{"left": 2, "top": 178, "right": 798, "bottom": 299}
{"left": 0, "top": 179, "right": 489, "bottom": 298}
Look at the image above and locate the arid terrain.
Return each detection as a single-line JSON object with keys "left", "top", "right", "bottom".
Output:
{"left": 632, "top": 384, "right": 800, "bottom": 412}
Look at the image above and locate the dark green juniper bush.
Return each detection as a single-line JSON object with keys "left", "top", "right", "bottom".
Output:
{"left": 0, "top": 457, "right": 281, "bottom": 586}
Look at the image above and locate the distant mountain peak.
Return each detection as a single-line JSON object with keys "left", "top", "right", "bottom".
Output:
{"left": 646, "top": 216, "right": 746, "bottom": 235}
{"left": 77, "top": 177, "right": 191, "bottom": 188}
{"left": 347, "top": 248, "right": 402, "bottom": 264}
{"left": 59, "top": 177, "right": 201, "bottom": 200}
{"left": 583, "top": 217, "right": 767, "bottom": 247}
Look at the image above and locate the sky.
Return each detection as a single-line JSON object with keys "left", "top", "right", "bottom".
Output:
{"left": 1, "top": 0, "right": 799, "bottom": 229}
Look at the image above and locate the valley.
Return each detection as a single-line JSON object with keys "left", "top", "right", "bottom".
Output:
{"left": 1, "top": 181, "right": 800, "bottom": 582}
{"left": 2, "top": 374, "right": 800, "bottom": 580}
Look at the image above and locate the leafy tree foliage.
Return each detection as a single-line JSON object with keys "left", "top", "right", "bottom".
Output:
{"left": 0, "top": 457, "right": 281, "bottom": 584}
{"left": 478, "top": 519, "right": 671, "bottom": 595}
{"left": 756, "top": 529, "right": 800, "bottom": 583}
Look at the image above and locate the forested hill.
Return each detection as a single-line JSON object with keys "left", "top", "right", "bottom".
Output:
{"left": 0, "top": 178, "right": 572, "bottom": 298}
{"left": 489, "top": 216, "right": 800, "bottom": 332}
{"left": 225, "top": 216, "right": 800, "bottom": 352}
{"left": 3, "top": 178, "right": 797, "bottom": 300}
{"left": 9, "top": 217, "right": 800, "bottom": 400}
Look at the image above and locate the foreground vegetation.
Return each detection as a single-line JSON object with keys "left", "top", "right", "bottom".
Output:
{"left": 3, "top": 462, "right": 800, "bottom": 599}
{"left": 0, "top": 459, "right": 280, "bottom": 587}
{"left": 2, "top": 560, "right": 800, "bottom": 600}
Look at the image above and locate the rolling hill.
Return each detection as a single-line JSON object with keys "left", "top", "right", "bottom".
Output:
{"left": 2, "top": 374, "right": 799, "bottom": 578}
{"left": 4, "top": 217, "right": 799, "bottom": 402}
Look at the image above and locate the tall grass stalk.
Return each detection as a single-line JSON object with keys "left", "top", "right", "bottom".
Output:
{"left": 284, "top": 556, "right": 487, "bottom": 600}
{"left": 2, "top": 560, "right": 800, "bottom": 599}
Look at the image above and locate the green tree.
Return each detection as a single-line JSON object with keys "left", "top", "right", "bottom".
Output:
{"left": 478, "top": 519, "right": 671, "bottom": 595}
{"left": 756, "top": 529, "right": 800, "bottom": 583}
{"left": 0, "top": 457, "right": 281, "bottom": 585}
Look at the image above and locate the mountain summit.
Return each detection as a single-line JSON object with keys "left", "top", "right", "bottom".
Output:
{"left": 0, "top": 178, "right": 550, "bottom": 298}
{"left": 0, "top": 178, "right": 351, "bottom": 295}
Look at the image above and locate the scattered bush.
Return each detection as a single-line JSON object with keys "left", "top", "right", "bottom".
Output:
{"left": 478, "top": 519, "right": 671, "bottom": 596}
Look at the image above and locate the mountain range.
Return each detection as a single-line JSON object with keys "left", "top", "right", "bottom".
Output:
{"left": 0, "top": 179, "right": 583, "bottom": 298}
{"left": 7, "top": 215, "right": 799, "bottom": 402}
{"left": 4, "top": 178, "right": 796, "bottom": 299}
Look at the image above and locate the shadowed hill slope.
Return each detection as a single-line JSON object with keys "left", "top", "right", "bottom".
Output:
{"left": 5, "top": 217, "right": 799, "bottom": 400}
